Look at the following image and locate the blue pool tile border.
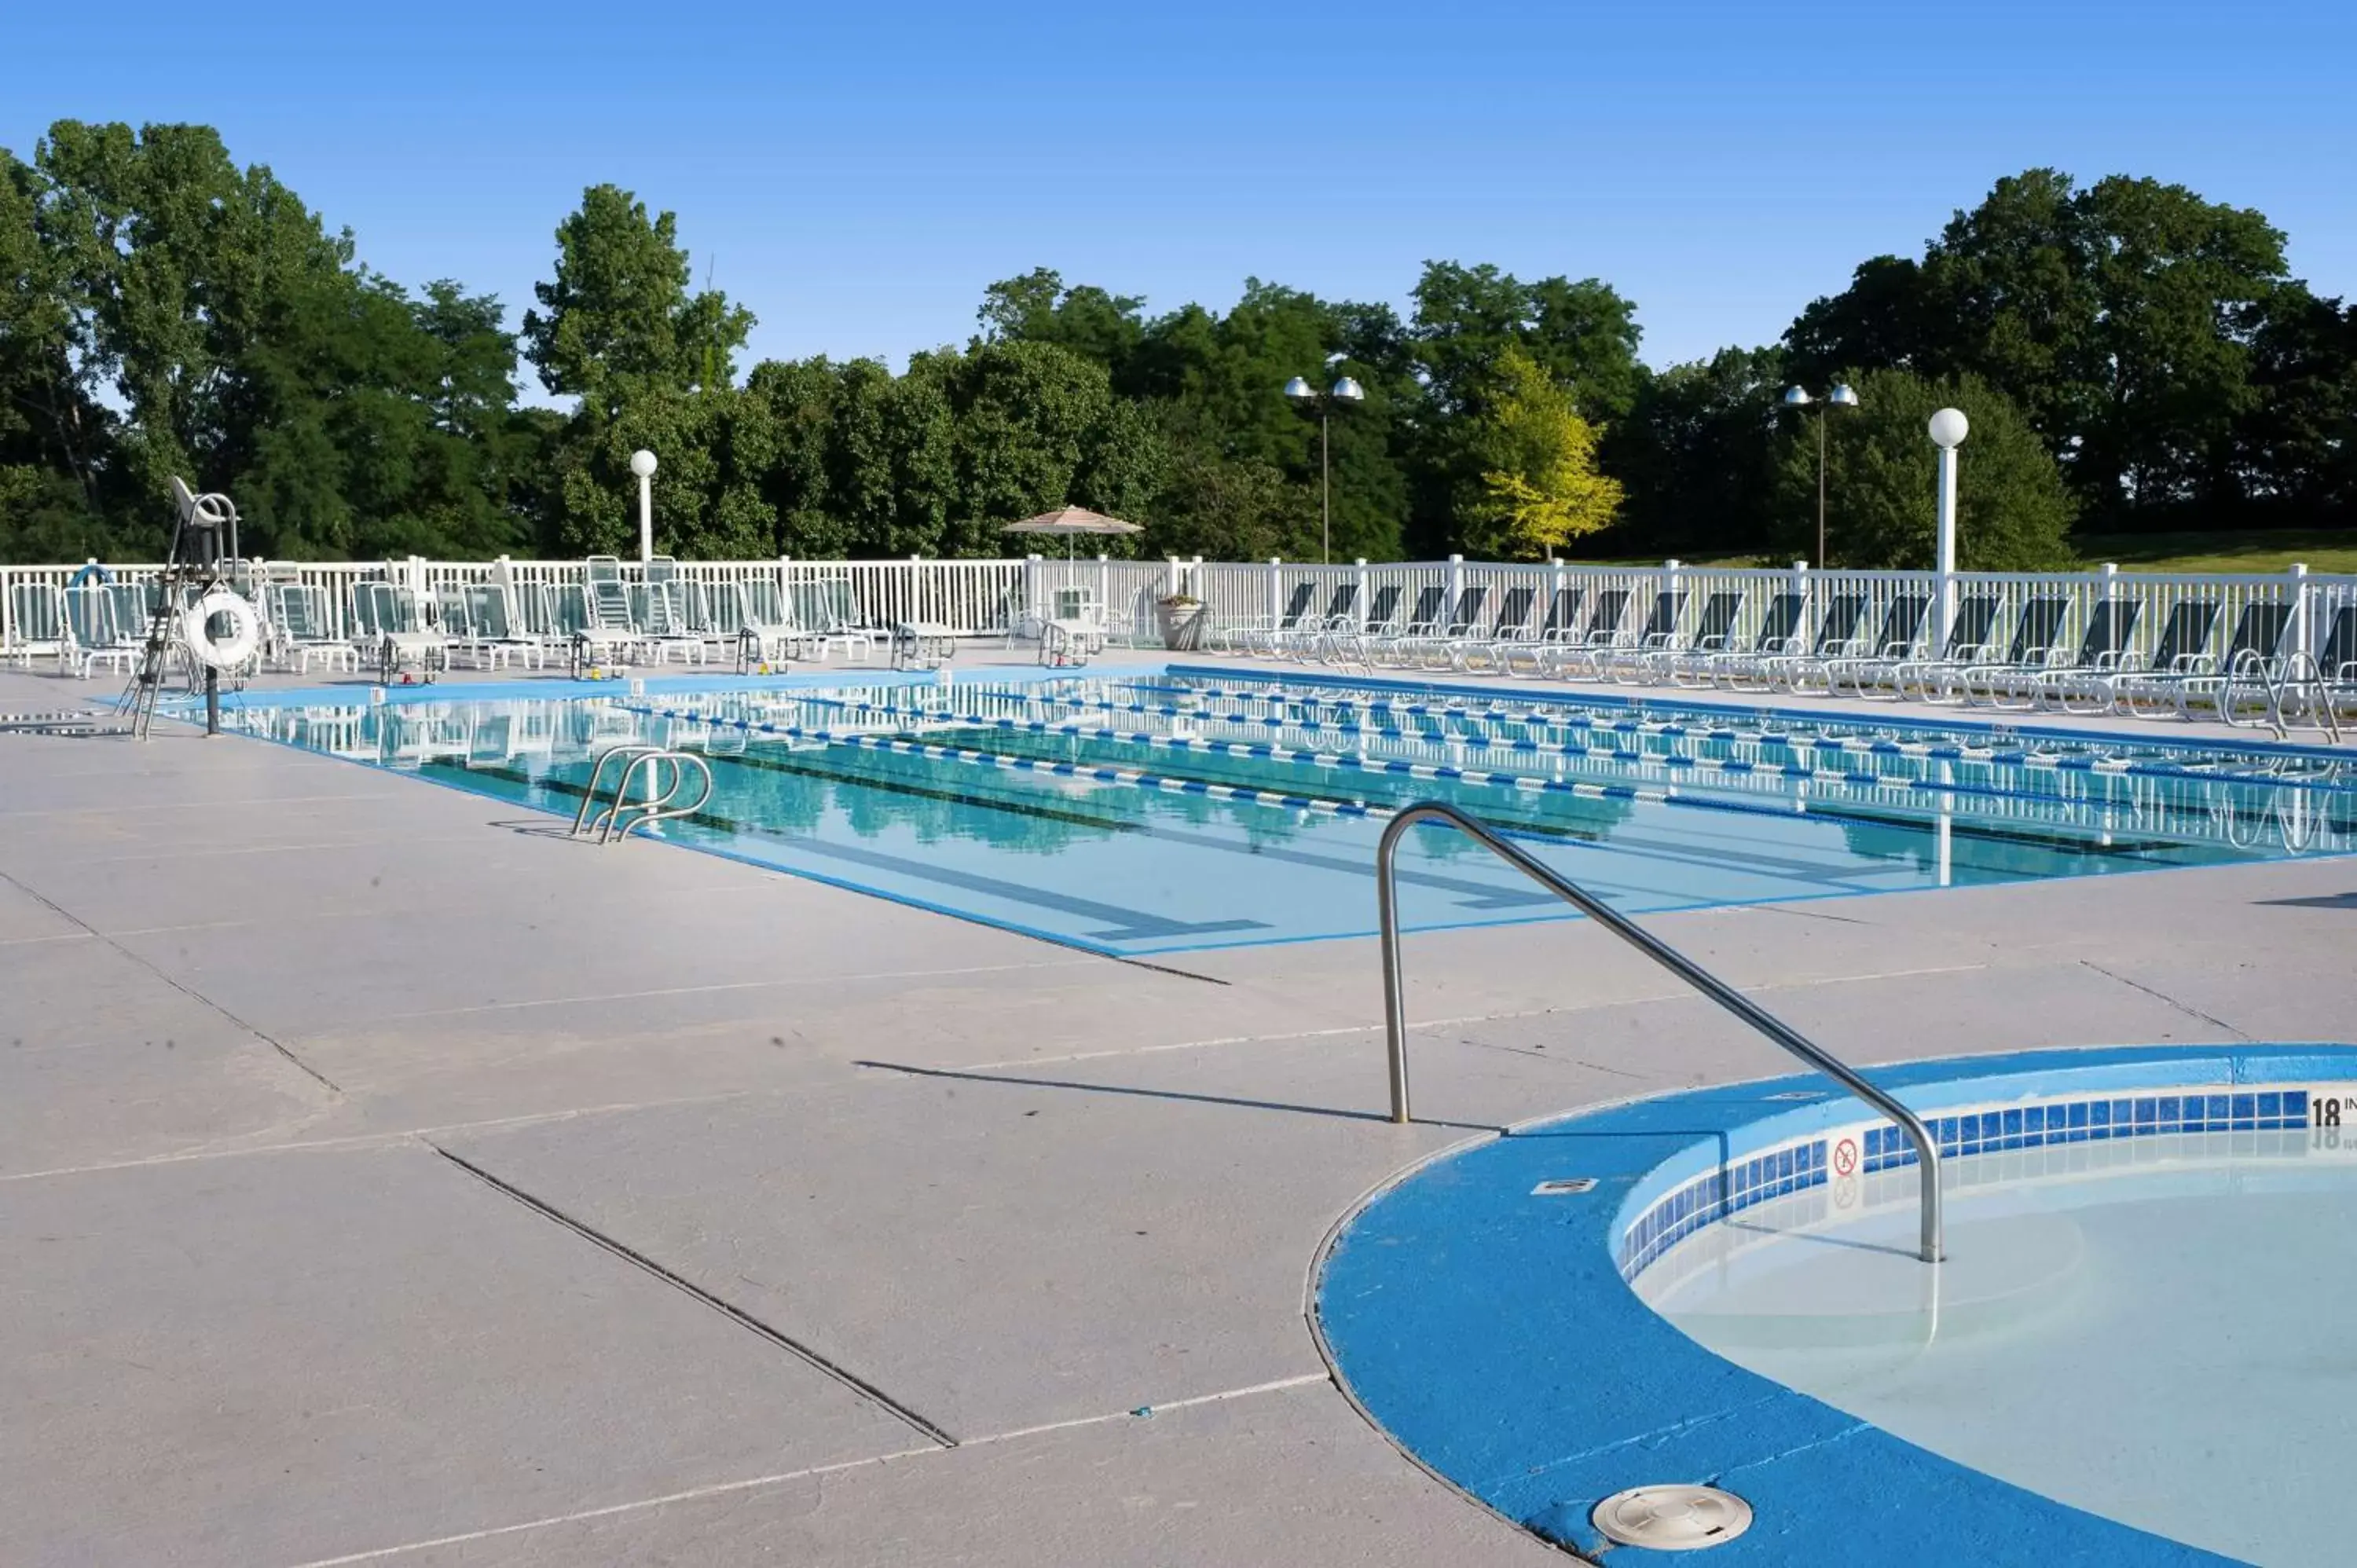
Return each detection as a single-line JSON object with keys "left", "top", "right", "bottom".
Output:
{"left": 1315, "top": 1044, "right": 2357, "bottom": 1566}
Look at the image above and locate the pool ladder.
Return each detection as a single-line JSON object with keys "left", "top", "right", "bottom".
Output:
{"left": 1376, "top": 800, "right": 1944, "bottom": 1265}
{"left": 571, "top": 746, "right": 715, "bottom": 844}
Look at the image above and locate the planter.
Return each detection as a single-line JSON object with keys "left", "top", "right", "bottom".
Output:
{"left": 1155, "top": 601, "right": 1207, "bottom": 650}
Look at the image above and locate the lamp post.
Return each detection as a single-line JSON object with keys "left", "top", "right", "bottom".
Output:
{"left": 1782, "top": 383, "right": 1859, "bottom": 568}
{"left": 1284, "top": 374, "right": 1365, "bottom": 564}
{"left": 629, "top": 449, "right": 658, "bottom": 563}
{"left": 1928, "top": 407, "right": 1969, "bottom": 650}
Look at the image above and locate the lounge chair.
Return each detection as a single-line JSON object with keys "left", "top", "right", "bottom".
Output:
{"left": 1498, "top": 588, "right": 1587, "bottom": 678}
{"left": 1455, "top": 585, "right": 1538, "bottom": 672}
{"left": 1368, "top": 585, "right": 1450, "bottom": 668}
{"left": 1541, "top": 588, "right": 1632, "bottom": 679}
{"left": 1821, "top": 594, "right": 1932, "bottom": 697}
{"left": 1600, "top": 591, "right": 1689, "bottom": 683}
{"left": 60, "top": 584, "right": 140, "bottom": 679}
{"left": 2062, "top": 599, "right": 2218, "bottom": 716}
{"left": 1846, "top": 593, "right": 1998, "bottom": 702}
{"left": 2022, "top": 600, "right": 2144, "bottom": 712}
{"left": 354, "top": 581, "right": 449, "bottom": 683}
{"left": 1220, "top": 581, "right": 1316, "bottom": 654}
{"left": 4, "top": 584, "right": 68, "bottom": 669}
{"left": 1655, "top": 590, "right": 1745, "bottom": 687}
{"left": 1952, "top": 595, "right": 2075, "bottom": 707}
{"left": 1707, "top": 592, "right": 1807, "bottom": 691}
{"left": 1322, "top": 584, "right": 1404, "bottom": 665}
{"left": 1271, "top": 584, "right": 1358, "bottom": 658}
{"left": 266, "top": 583, "right": 361, "bottom": 673}
{"left": 1405, "top": 585, "right": 1489, "bottom": 669}
{"left": 2119, "top": 599, "right": 2293, "bottom": 724}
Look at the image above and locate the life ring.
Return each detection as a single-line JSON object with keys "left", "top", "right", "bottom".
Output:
{"left": 182, "top": 592, "right": 261, "bottom": 670}
{"left": 68, "top": 562, "right": 113, "bottom": 587}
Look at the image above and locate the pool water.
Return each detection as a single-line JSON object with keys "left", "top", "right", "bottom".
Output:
{"left": 1638, "top": 1128, "right": 2357, "bottom": 1566}
{"left": 220, "top": 669, "right": 2357, "bottom": 957}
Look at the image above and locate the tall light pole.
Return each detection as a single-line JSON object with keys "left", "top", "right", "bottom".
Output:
{"left": 1782, "top": 383, "right": 1859, "bottom": 567}
{"left": 1284, "top": 374, "right": 1365, "bottom": 563}
{"left": 1928, "top": 407, "right": 1969, "bottom": 650}
{"left": 629, "top": 449, "right": 658, "bottom": 563}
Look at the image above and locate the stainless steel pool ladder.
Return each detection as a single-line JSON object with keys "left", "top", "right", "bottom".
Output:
{"left": 1376, "top": 800, "right": 1945, "bottom": 1264}
{"left": 571, "top": 745, "right": 715, "bottom": 844}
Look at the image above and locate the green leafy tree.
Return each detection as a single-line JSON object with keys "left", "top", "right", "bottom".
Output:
{"left": 1602, "top": 346, "right": 1785, "bottom": 557}
{"left": 522, "top": 185, "right": 751, "bottom": 416}
{"left": 1772, "top": 368, "right": 2075, "bottom": 570}
{"left": 1785, "top": 169, "right": 2304, "bottom": 528}
{"left": 1462, "top": 347, "right": 1622, "bottom": 559}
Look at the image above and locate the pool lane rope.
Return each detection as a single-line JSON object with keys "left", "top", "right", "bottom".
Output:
{"left": 1104, "top": 676, "right": 2357, "bottom": 793}
{"left": 783, "top": 693, "right": 2245, "bottom": 825}
{"left": 631, "top": 696, "right": 2222, "bottom": 839}
{"left": 617, "top": 702, "right": 1703, "bottom": 820}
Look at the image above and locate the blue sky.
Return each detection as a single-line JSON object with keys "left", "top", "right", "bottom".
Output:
{"left": 13, "top": 1, "right": 2354, "bottom": 386}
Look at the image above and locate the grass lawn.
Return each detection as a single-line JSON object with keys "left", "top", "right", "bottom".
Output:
{"left": 2069, "top": 531, "right": 2357, "bottom": 574}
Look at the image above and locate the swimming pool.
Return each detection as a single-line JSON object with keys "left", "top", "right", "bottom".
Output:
{"left": 218, "top": 666, "right": 2357, "bottom": 958}
{"left": 1316, "top": 1043, "right": 2357, "bottom": 1566}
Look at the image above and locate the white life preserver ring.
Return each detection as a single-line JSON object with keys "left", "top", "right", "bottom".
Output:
{"left": 182, "top": 591, "right": 261, "bottom": 670}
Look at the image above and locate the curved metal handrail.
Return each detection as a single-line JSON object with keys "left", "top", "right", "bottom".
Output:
{"left": 573, "top": 746, "right": 663, "bottom": 836}
{"left": 1376, "top": 800, "right": 1944, "bottom": 1264}
{"left": 598, "top": 750, "right": 713, "bottom": 843}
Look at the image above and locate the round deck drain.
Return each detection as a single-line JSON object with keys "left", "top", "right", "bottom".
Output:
{"left": 1590, "top": 1485, "right": 1753, "bottom": 1550}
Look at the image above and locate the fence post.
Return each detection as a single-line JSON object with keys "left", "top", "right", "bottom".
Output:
{"left": 1446, "top": 554, "right": 1464, "bottom": 613}
{"left": 2289, "top": 562, "right": 2311, "bottom": 658}
{"left": 1357, "top": 558, "right": 1371, "bottom": 622}
{"left": 1167, "top": 555, "right": 1182, "bottom": 598}
{"left": 1268, "top": 557, "right": 1281, "bottom": 621}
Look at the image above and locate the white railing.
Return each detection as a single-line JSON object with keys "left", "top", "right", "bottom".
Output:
{"left": 4, "top": 551, "right": 2351, "bottom": 676}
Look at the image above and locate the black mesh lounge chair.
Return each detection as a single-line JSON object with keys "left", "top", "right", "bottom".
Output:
{"left": 2066, "top": 598, "right": 2218, "bottom": 716}
{"left": 1501, "top": 587, "right": 1586, "bottom": 677}
{"left": 1542, "top": 588, "right": 1630, "bottom": 678}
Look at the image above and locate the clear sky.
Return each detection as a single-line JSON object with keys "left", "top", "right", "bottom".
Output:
{"left": 12, "top": 1, "right": 2354, "bottom": 384}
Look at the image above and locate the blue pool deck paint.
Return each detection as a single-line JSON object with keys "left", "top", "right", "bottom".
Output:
{"left": 1314, "top": 1044, "right": 2357, "bottom": 1565}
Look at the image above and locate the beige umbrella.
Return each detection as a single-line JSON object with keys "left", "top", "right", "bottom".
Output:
{"left": 999, "top": 506, "right": 1146, "bottom": 582}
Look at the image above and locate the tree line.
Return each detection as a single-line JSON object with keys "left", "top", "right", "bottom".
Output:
{"left": 4, "top": 122, "right": 2351, "bottom": 570}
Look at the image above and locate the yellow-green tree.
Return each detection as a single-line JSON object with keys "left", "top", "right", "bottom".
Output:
{"left": 1465, "top": 346, "right": 1623, "bottom": 559}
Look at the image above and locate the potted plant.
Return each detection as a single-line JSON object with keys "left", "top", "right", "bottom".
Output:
{"left": 1155, "top": 592, "right": 1207, "bottom": 650}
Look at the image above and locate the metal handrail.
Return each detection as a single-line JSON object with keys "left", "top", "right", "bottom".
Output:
{"left": 1376, "top": 800, "right": 1944, "bottom": 1264}
{"left": 570, "top": 745, "right": 713, "bottom": 843}
{"left": 599, "top": 750, "right": 713, "bottom": 843}
{"left": 572, "top": 746, "right": 663, "bottom": 836}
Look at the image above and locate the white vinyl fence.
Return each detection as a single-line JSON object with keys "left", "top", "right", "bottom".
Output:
{"left": 4, "top": 551, "right": 2352, "bottom": 676}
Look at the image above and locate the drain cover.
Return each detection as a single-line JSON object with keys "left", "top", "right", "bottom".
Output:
{"left": 1590, "top": 1485, "right": 1753, "bottom": 1550}
{"left": 1530, "top": 1177, "right": 1598, "bottom": 1196}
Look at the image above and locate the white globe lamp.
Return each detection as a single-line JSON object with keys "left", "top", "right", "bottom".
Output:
{"left": 629, "top": 449, "right": 658, "bottom": 561}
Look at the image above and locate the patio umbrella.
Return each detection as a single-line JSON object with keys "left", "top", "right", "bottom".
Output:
{"left": 998, "top": 507, "right": 1144, "bottom": 573}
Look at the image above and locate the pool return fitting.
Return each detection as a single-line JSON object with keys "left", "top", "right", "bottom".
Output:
{"left": 1375, "top": 800, "right": 1945, "bottom": 1265}
{"left": 570, "top": 746, "right": 714, "bottom": 844}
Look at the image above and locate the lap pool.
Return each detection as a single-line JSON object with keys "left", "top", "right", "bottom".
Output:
{"left": 215, "top": 665, "right": 2357, "bottom": 957}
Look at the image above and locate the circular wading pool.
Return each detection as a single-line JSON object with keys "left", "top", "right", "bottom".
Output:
{"left": 1314, "top": 1044, "right": 2357, "bottom": 1566}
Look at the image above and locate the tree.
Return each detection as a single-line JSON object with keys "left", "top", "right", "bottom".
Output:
{"left": 1410, "top": 262, "right": 1641, "bottom": 421}
{"left": 1772, "top": 368, "right": 2075, "bottom": 570}
{"left": 1463, "top": 347, "right": 1622, "bottom": 559}
{"left": 522, "top": 185, "right": 751, "bottom": 416}
{"left": 1603, "top": 346, "right": 1786, "bottom": 556}
{"left": 1783, "top": 169, "right": 2302, "bottom": 529}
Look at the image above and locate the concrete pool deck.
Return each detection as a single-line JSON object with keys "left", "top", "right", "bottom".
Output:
{"left": 2, "top": 651, "right": 2352, "bottom": 1566}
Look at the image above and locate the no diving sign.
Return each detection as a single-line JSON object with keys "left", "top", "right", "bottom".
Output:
{"left": 1832, "top": 1137, "right": 1859, "bottom": 1178}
